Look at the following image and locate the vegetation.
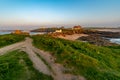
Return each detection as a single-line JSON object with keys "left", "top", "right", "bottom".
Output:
{"left": 32, "top": 35, "right": 120, "bottom": 80}
{"left": 0, "top": 34, "right": 26, "bottom": 47}
{"left": 0, "top": 50, "right": 53, "bottom": 80}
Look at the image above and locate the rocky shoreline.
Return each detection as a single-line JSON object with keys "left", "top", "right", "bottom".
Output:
{"left": 83, "top": 30, "right": 120, "bottom": 38}
{"left": 77, "top": 30, "right": 120, "bottom": 46}
{"left": 49, "top": 29, "right": 120, "bottom": 46}
{"left": 77, "top": 35, "right": 117, "bottom": 46}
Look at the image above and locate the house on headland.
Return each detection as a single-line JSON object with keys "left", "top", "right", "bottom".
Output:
{"left": 73, "top": 25, "right": 82, "bottom": 30}
{"left": 72, "top": 25, "right": 83, "bottom": 34}
{"left": 12, "top": 30, "right": 29, "bottom": 35}
{"left": 55, "top": 29, "right": 62, "bottom": 33}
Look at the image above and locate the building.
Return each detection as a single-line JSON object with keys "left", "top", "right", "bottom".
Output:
{"left": 55, "top": 29, "right": 62, "bottom": 33}
{"left": 72, "top": 25, "right": 83, "bottom": 34}
{"left": 73, "top": 25, "right": 82, "bottom": 30}
{"left": 13, "top": 30, "right": 22, "bottom": 34}
{"left": 12, "top": 30, "right": 29, "bottom": 35}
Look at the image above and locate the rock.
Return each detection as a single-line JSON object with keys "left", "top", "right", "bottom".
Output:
{"left": 77, "top": 34, "right": 117, "bottom": 46}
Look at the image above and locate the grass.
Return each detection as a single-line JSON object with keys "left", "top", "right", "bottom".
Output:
{"left": 0, "top": 34, "right": 26, "bottom": 48}
{"left": 32, "top": 35, "right": 120, "bottom": 80}
{"left": 0, "top": 50, "right": 53, "bottom": 80}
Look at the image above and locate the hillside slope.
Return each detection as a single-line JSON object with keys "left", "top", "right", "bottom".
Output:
{"left": 32, "top": 35, "right": 120, "bottom": 80}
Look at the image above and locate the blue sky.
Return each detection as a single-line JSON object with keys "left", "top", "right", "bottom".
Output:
{"left": 0, "top": 0, "right": 120, "bottom": 29}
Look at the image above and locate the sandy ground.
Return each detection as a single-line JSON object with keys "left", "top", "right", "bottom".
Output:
{"left": 58, "top": 34, "right": 88, "bottom": 41}
{"left": 0, "top": 37, "right": 86, "bottom": 80}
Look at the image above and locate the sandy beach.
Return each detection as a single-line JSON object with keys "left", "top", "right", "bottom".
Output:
{"left": 58, "top": 34, "right": 88, "bottom": 41}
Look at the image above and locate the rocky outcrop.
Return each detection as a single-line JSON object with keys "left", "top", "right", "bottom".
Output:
{"left": 77, "top": 34, "right": 117, "bottom": 46}
{"left": 83, "top": 30, "right": 120, "bottom": 38}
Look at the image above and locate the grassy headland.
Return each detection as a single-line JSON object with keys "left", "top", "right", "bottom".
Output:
{"left": 0, "top": 50, "right": 53, "bottom": 80}
{"left": 0, "top": 34, "right": 26, "bottom": 47}
{"left": 32, "top": 35, "right": 120, "bottom": 80}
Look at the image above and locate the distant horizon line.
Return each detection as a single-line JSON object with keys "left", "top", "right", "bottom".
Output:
{"left": 0, "top": 25, "right": 120, "bottom": 27}
{"left": 0, "top": 26, "right": 120, "bottom": 31}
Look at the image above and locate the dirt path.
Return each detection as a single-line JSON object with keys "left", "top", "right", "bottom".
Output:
{"left": 0, "top": 38, "right": 51, "bottom": 75}
{"left": 0, "top": 37, "right": 85, "bottom": 80}
{"left": 22, "top": 38, "right": 51, "bottom": 75}
{"left": 23, "top": 38, "right": 65, "bottom": 80}
{"left": 24, "top": 38, "right": 85, "bottom": 80}
{"left": 0, "top": 41, "right": 25, "bottom": 55}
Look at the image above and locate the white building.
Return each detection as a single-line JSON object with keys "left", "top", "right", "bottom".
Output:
{"left": 55, "top": 29, "right": 62, "bottom": 33}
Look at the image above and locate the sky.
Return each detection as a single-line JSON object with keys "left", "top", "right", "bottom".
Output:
{"left": 0, "top": 0, "right": 120, "bottom": 30}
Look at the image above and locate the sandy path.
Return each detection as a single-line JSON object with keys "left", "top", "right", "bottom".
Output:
{"left": 23, "top": 38, "right": 66, "bottom": 80}
{"left": 32, "top": 47, "right": 65, "bottom": 80}
{"left": 22, "top": 38, "right": 51, "bottom": 75}
{"left": 0, "top": 41, "right": 25, "bottom": 55}
{"left": 0, "top": 38, "right": 51, "bottom": 75}
{"left": 0, "top": 37, "right": 85, "bottom": 80}
{"left": 31, "top": 39, "right": 86, "bottom": 80}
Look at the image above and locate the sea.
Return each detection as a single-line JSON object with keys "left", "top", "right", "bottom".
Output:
{"left": 0, "top": 30, "right": 120, "bottom": 44}
{"left": 30, "top": 32, "right": 46, "bottom": 35}
{"left": 0, "top": 31, "right": 46, "bottom": 35}
{"left": 0, "top": 31, "right": 11, "bottom": 35}
{"left": 110, "top": 38, "right": 120, "bottom": 44}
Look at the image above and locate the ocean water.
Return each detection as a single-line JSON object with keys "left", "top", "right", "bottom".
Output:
{"left": 110, "top": 38, "right": 120, "bottom": 44}
{"left": 30, "top": 32, "right": 46, "bottom": 35}
{"left": 0, "top": 32, "right": 12, "bottom": 35}
{"left": 0, "top": 31, "right": 46, "bottom": 35}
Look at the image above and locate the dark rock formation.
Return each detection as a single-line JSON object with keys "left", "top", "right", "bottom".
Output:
{"left": 77, "top": 34, "right": 117, "bottom": 46}
{"left": 83, "top": 30, "right": 120, "bottom": 38}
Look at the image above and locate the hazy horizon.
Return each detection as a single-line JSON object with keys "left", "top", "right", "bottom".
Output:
{"left": 0, "top": 0, "right": 120, "bottom": 30}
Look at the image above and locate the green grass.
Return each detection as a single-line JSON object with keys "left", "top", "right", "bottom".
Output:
{"left": 0, "top": 50, "right": 53, "bottom": 80}
{"left": 32, "top": 35, "right": 120, "bottom": 80}
{"left": 0, "top": 34, "right": 26, "bottom": 48}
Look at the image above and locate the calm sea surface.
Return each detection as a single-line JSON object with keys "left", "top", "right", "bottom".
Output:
{"left": 0, "top": 31, "right": 11, "bottom": 35}
{"left": 0, "top": 31, "right": 46, "bottom": 35}
{"left": 30, "top": 32, "right": 46, "bottom": 35}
